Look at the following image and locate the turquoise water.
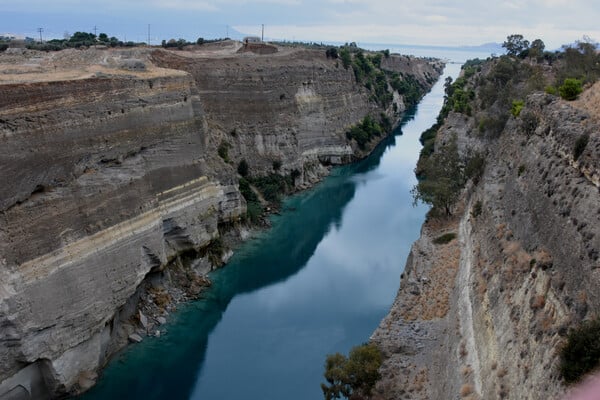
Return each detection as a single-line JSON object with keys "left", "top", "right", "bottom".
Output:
{"left": 79, "top": 55, "right": 472, "bottom": 400}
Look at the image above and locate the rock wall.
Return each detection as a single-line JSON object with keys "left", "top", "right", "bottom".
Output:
{"left": 0, "top": 46, "right": 442, "bottom": 399}
{"left": 0, "top": 67, "right": 245, "bottom": 398}
{"left": 373, "top": 71, "right": 599, "bottom": 399}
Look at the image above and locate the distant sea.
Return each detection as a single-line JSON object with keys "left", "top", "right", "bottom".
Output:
{"left": 363, "top": 42, "right": 501, "bottom": 64}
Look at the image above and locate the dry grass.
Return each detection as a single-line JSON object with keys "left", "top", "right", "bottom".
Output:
{"left": 148, "top": 287, "right": 172, "bottom": 310}
{"left": 530, "top": 294, "right": 546, "bottom": 310}
{"left": 460, "top": 384, "right": 474, "bottom": 397}
{"left": 459, "top": 341, "right": 468, "bottom": 358}
{"left": 400, "top": 217, "right": 461, "bottom": 321}
{"left": 573, "top": 80, "right": 600, "bottom": 120}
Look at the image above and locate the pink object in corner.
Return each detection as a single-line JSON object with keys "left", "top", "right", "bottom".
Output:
{"left": 565, "top": 374, "right": 600, "bottom": 400}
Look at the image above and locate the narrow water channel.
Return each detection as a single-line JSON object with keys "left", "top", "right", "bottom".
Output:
{"left": 80, "top": 55, "right": 470, "bottom": 400}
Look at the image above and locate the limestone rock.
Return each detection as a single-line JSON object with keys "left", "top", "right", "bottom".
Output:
{"left": 128, "top": 334, "right": 143, "bottom": 344}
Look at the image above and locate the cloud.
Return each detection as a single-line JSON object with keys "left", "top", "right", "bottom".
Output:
{"left": 147, "top": 0, "right": 219, "bottom": 11}
{"left": 4, "top": 0, "right": 600, "bottom": 48}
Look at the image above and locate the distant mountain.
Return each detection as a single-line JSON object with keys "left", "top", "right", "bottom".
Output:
{"left": 457, "top": 42, "right": 503, "bottom": 53}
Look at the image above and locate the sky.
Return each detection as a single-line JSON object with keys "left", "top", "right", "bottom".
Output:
{"left": 2, "top": 0, "right": 600, "bottom": 49}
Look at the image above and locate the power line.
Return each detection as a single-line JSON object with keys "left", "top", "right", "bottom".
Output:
{"left": 37, "top": 27, "right": 43, "bottom": 43}
{"left": 148, "top": 24, "right": 151, "bottom": 45}
{"left": 93, "top": 25, "right": 98, "bottom": 36}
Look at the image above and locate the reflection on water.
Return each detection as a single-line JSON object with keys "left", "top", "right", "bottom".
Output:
{"left": 80, "top": 59, "right": 467, "bottom": 400}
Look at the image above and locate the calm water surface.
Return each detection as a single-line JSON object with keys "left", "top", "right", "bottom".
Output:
{"left": 80, "top": 51, "right": 479, "bottom": 400}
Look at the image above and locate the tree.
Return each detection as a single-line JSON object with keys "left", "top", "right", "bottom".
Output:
{"left": 98, "top": 33, "right": 109, "bottom": 43}
{"left": 340, "top": 48, "right": 351, "bottom": 70}
{"left": 326, "top": 47, "right": 338, "bottom": 59}
{"left": 502, "top": 34, "right": 530, "bottom": 58}
{"left": 321, "top": 343, "right": 382, "bottom": 400}
{"left": 529, "top": 38, "right": 545, "bottom": 59}
{"left": 412, "top": 135, "right": 464, "bottom": 215}
{"left": 197, "top": 37, "right": 205, "bottom": 45}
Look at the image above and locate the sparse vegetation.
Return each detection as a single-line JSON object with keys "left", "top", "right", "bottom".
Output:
{"left": 520, "top": 110, "right": 538, "bottom": 135}
{"left": 237, "top": 159, "right": 249, "bottom": 177}
{"left": 26, "top": 31, "right": 136, "bottom": 50}
{"left": 472, "top": 200, "right": 483, "bottom": 217}
{"left": 433, "top": 232, "right": 457, "bottom": 245}
{"left": 560, "top": 317, "right": 600, "bottom": 384}
{"left": 321, "top": 343, "right": 382, "bottom": 400}
{"left": 218, "top": 140, "right": 231, "bottom": 162}
{"left": 272, "top": 159, "right": 282, "bottom": 171}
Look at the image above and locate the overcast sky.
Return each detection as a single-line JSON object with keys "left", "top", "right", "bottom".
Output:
{"left": 2, "top": 0, "right": 599, "bottom": 49}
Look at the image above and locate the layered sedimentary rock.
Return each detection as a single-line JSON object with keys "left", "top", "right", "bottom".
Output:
{"left": 151, "top": 48, "right": 443, "bottom": 181}
{"left": 0, "top": 45, "right": 441, "bottom": 398}
{"left": 373, "top": 66, "right": 599, "bottom": 399}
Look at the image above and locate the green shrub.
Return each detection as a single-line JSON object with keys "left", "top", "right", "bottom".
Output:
{"left": 272, "top": 159, "right": 282, "bottom": 171}
{"left": 560, "top": 317, "right": 600, "bottom": 384}
{"left": 325, "top": 47, "right": 338, "bottom": 59}
{"left": 339, "top": 48, "right": 351, "bottom": 70}
{"left": 511, "top": 100, "right": 525, "bottom": 117}
{"left": 559, "top": 78, "right": 583, "bottom": 100}
{"left": 573, "top": 134, "right": 589, "bottom": 161}
{"left": 518, "top": 164, "right": 526, "bottom": 176}
{"left": 433, "top": 232, "right": 457, "bottom": 245}
{"left": 346, "top": 116, "right": 385, "bottom": 149}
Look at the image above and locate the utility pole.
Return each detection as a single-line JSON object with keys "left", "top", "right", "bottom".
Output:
{"left": 261, "top": 24, "right": 264, "bottom": 42}
{"left": 226, "top": 25, "right": 229, "bottom": 39}
{"left": 37, "top": 27, "right": 43, "bottom": 44}
{"left": 93, "top": 25, "right": 98, "bottom": 37}
{"left": 147, "top": 24, "right": 150, "bottom": 45}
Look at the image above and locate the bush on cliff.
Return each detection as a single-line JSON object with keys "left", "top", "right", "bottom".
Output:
{"left": 346, "top": 116, "right": 385, "bottom": 149}
{"left": 559, "top": 78, "right": 583, "bottom": 101}
{"left": 237, "top": 159, "right": 249, "bottom": 177}
{"left": 321, "top": 343, "right": 382, "bottom": 400}
{"left": 560, "top": 317, "right": 600, "bottom": 384}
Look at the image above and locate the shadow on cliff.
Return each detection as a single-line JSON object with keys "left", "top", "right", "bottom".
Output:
{"left": 77, "top": 108, "right": 417, "bottom": 400}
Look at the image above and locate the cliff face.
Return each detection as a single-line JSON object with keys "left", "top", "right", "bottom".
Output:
{"left": 151, "top": 48, "right": 442, "bottom": 182}
{"left": 373, "top": 61, "right": 599, "bottom": 399}
{"left": 0, "top": 46, "right": 441, "bottom": 398}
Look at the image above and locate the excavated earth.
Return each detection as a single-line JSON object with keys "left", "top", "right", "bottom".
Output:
{"left": 0, "top": 43, "right": 442, "bottom": 399}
